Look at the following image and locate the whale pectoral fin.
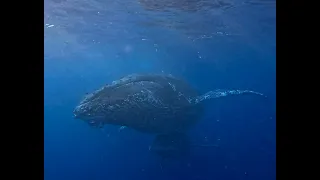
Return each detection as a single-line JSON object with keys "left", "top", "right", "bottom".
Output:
{"left": 192, "top": 89, "right": 267, "bottom": 104}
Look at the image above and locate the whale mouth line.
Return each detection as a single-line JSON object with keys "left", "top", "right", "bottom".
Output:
{"left": 111, "top": 80, "right": 157, "bottom": 89}
{"left": 74, "top": 114, "right": 106, "bottom": 120}
{"left": 79, "top": 79, "right": 158, "bottom": 105}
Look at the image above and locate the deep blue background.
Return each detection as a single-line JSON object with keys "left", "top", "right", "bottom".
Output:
{"left": 44, "top": 0, "right": 276, "bottom": 180}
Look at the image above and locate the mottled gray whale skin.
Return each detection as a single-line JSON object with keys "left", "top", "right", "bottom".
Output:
{"left": 73, "top": 74, "right": 265, "bottom": 134}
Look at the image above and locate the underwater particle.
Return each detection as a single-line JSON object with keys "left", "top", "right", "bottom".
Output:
{"left": 217, "top": 119, "right": 220, "bottom": 122}
{"left": 245, "top": 172, "right": 248, "bottom": 175}
{"left": 124, "top": 45, "right": 132, "bottom": 53}
{"left": 118, "top": 126, "right": 126, "bottom": 132}
{"left": 47, "top": 24, "right": 54, "bottom": 28}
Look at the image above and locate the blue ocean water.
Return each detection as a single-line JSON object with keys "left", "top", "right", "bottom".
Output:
{"left": 44, "top": 0, "right": 276, "bottom": 180}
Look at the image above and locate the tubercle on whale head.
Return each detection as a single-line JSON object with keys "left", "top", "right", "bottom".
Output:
{"left": 73, "top": 103, "right": 92, "bottom": 120}
{"left": 73, "top": 92, "right": 127, "bottom": 128}
{"left": 73, "top": 88, "right": 110, "bottom": 120}
{"left": 73, "top": 103, "right": 109, "bottom": 129}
